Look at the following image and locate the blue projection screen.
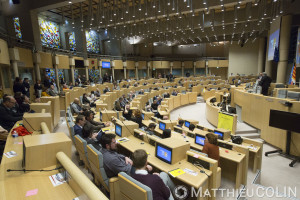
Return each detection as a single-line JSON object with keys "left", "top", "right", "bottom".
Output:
{"left": 268, "top": 29, "right": 280, "bottom": 61}
{"left": 102, "top": 61, "right": 111, "bottom": 69}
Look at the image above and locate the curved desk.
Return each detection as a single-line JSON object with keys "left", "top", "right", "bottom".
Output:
{"left": 205, "top": 97, "right": 237, "bottom": 134}
{"left": 234, "top": 89, "right": 300, "bottom": 157}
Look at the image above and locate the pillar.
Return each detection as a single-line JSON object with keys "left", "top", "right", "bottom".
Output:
{"left": 181, "top": 62, "right": 184, "bottom": 77}
{"left": 147, "top": 61, "right": 151, "bottom": 78}
{"left": 112, "top": 61, "right": 115, "bottom": 81}
{"left": 33, "top": 52, "right": 41, "bottom": 81}
{"left": 69, "top": 57, "right": 75, "bottom": 85}
{"left": 123, "top": 61, "right": 127, "bottom": 79}
{"left": 84, "top": 59, "right": 89, "bottom": 81}
{"left": 9, "top": 48, "right": 20, "bottom": 78}
{"left": 30, "top": 10, "right": 42, "bottom": 51}
{"left": 170, "top": 62, "right": 173, "bottom": 74}
{"left": 53, "top": 55, "right": 60, "bottom": 92}
{"left": 98, "top": 59, "right": 102, "bottom": 79}
{"left": 205, "top": 60, "right": 208, "bottom": 76}
{"left": 276, "top": 15, "right": 292, "bottom": 84}
{"left": 135, "top": 62, "right": 139, "bottom": 80}
{"left": 193, "top": 62, "right": 196, "bottom": 76}
{"left": 257, "top": 38, "right": 265, "bottom": 74}
{"left": 265, "top": 31, "right": 272, "bottom": 77}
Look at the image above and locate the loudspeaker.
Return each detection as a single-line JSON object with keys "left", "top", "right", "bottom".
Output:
{"left": 12, "top": 0, "right": 20, "bottom": 4}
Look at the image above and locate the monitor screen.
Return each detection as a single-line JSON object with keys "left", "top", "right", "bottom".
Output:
{"left": 185, "top": 121, "right": 190, "bottom": 128}
{"left": 141, "top": 113, "right": 145, "bottom": 120}
{"left": 214, "top": 131, "right": 224, "bottom": 140}
{"left": 102, "top": 61, "right": 111, "bottom": 69}
{"left": 75, "top": 60, "right": 84, "bottom": 68}
{"left": 269, "top": 110, "right": 300, "bottom": 133}
{"left": 159, "top": 122, "right": 166, "bottom": 131}
{"left": 195, "top": 135, "right": 206, "bottom": 146}
{"left": 115, "top": 124, "right": 122, "bottom": 137}
{"left": 156, "top": 144, "right": 172, "bottom": 164}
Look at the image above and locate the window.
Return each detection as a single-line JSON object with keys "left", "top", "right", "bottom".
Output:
{"left": 86, "top": 30, "right": 100, "bottom": 53}
{"left": 69, "top": 32, "right": 76, "bottom": 51}
{"left": 13, "top": 17, "right": 22, "bottom": 39}
{"left": 38, "top": 17, "right": 61, "bottom": 48}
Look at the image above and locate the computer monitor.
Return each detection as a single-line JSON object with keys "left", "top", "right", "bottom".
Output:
{"left": 155, "top": 143, "right": 172, "bottom": 164}
{"left": 195, "top": 134, "right": 206, "bottom": 146}
{"left": 141, "top": 113, "right": 145, "bottom": 120}
{"left": 185, "top": 121, "right": 190, "bottom": 128}
{"left": 214, "top": 131, "right": 224, "bottom": 140}
{"left": 159, "top": 122, "right": 166, "bottom": 131}
{"left": 115, "top": 124, "right": 122, "bottom": 137}
{"left": 197, "top": 125, "right": 204, "bottom": 130}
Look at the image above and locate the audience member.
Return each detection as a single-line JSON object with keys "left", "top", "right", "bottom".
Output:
{"left": 146, "top": 123, "right": 156, "bottom": 135}
{"left": 100, "top": 134, "right": 135, "bottom": 178}
{"left": 177, "top": 120, "right": 184, "bottom": 128}
{"left": 131, "top": 110, "right": 143, "bottom": 128}
{"left": 132, "top": 149, "right": 174, "bottom": 200}
{"left": 22, "top": 78, "right": 30, "bottom": 97}
{"left": 74, "top": 115, "right": 86, "bottom": 137}
{"left": 13, "top": 77, "right": 24, "bottom": 94}
{"left": 48, "top": 85, "right": 58, "bottom": 96}
{"left": 122, "top": 104, "right": 132, "bottom": 120}
{"left": 0, "top": 96, "right": 23, "bottom": 131}
{"left": 162, "top": 129, "right": 171, "bottom": 139}
{"left": 114, "top": 97, "right": 124, "bottom": 111}
{"left": 71, "top": 98, "right": 83, "bottom": 114}
{"left": 103, "top": 86, "right": 110, "bottom": 94}
{"left": 34, "top": 80, "right": 43, "bottom": 98}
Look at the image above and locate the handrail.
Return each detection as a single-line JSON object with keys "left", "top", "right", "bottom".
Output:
{"left": 40, "top": 122, "right": 50, "bottom": 134}
{"left": 56, "top": 152, "right": 109, "bottom": 200}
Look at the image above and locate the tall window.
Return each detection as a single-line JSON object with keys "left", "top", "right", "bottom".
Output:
{"left": 13, "top": 17, "right": 22, "bottom": 39}
{"left": 86, "top": 30, "right": 100, "bottom": 53}
{"left": 38, "top": 17, "right": 61, "bottom": 48}
{"left": 69, "top": 32, "right": 76, "bottom": 51}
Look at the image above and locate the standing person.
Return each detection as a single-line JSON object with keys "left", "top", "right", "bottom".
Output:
{"left": 75, "top": 75, "right": 82, "bottom": 86}
{"left": 22, "top": 78, "right": 30, "bottom": 98}
{"left": 34, "top": 80, "right": 43, "bottom": 98}
{"left": 13, "top": 77, "right": 24, "bottom": 94}
{"left": 102, "top": 73, "right": 110, "bottom": 83}
{"left": 43, "top": 75, "right": 51, "bottom": 88}
{"left": 259, "top": 72, "right": 272, "bottom": 96}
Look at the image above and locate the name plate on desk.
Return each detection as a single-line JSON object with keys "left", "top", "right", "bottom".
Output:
{"left": 265, "top": 98, "right": 274, "bottom": 102}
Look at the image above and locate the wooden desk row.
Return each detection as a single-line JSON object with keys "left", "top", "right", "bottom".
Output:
{"left": 233, "top": 89, "right": 300, "bottom": 157}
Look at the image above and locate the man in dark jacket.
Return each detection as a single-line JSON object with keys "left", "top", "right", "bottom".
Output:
{"left": 22, "top": 78, "right": 30, "bottom": 98}
{"left": 13, "top": 77, "right": 25, "bottom": 94}
{"left": 259, "top": 72, "right": 272, "bottom": 96}
{"left": 0, "top": 96, "right": 23, "bottom": 131}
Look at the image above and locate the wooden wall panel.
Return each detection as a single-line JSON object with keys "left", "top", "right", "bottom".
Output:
{"left": 126, "top": 60, "right": 135, "bottom": 69}
{"left": 173, "top": 61, "right": 181, "bottom": 69}
{"left": 208, "top": 60, "right": 218, "bottom": 68}
{"left": 17, "top": 47, "right": 33, "bottom": 68}
{"left": 39, "top": 52, "right": 53, "bottom": 69}
{"left": 138, "top": 61, "right": 147, "bottom": 69}
{"left": 184, "top": 61, "right": 193, "bottom": 68}
{"left": 161, "top": 61, "right": 170, "bottom": 69}
{"left": 0, "top": 39, "right": 10, "bottom": 65}
{"left": 58, "top": 55, "right": 70, "bottom": 69}
{"left": 114, "top": 60, "right": 123, "bottom": 69}
{"left": 195, "top": 61, "right": 205, "bottom": 68}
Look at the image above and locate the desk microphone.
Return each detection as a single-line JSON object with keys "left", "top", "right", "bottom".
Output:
{"left": 7, "top": 166, "right": 63, "bottom": 173}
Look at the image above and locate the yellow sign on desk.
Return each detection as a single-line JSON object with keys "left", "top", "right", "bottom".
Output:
{"left": 169, "top": 168, "right": 186, "bottom": 178}
{"left": 218, "top": 112, "right": 234, "bottom": 131}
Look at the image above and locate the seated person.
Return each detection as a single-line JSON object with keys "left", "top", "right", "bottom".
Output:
{"left": 100, "top": 134, "right": 135, "bottom": 178}
{"left": 138, "top": 89, "right": 144, "bottom": 95}
{"left": 171, "top": 90, "right": 177, "bottom": 96}
{"left": 163, "top": 93, "right": 170, "bottom": 98}
{"left": 83, "top": 110, "right": 110, "bottom": 132}
{"left": 177, "top": 120, "right": 184, "bottom": 128}
{"left": 74, "top": 115, "right": 86, "bottom": 137}
{"left": 145, "top": 123, "right": 156, "bottom": 135}
{"left": 0, "top": 96, "right": 23, "bottom": 131}
{"left": 95, "top": 88, "right": 101, "bottom": 97}
{"left": 82, "top": 124, "right": 103, "bottom": 149}
{"left": 131, "top": 110, "right": 143, "bottom": 128}
{"left": 189, "top": 124, "right": 195, "bottom": 132}
{"left": 48, "top": 85, "right": 58, "bottom": 96}
{"left": 71, "top": 98, "right": 83, "bottom": 114}
{"left": 122, "top": 104, "right": 132, "bottom": 120}
{"left": 132, "top": 149, "right": 175, "bottom": 200}
{"left": 18, "top": 95, "right": 31, "bottom": 113}
{"left": 151, "top": 100, "right": 158, "bottom": 112}
{"left": 41, "top": 88, "right": 50, "bottom": 97}
{"left": 162, "top": 129, "right": 171, "bottom": 139}
{"left": 202, "top": 133, "right": 220, "bottom": 164}
{"left": 103, "top": 86, "right": 110, "bottom": 94}
{"left": 145, "top": 102, "right": 151, "bottom": 112}
{"left": 114, "top": 97, "right": 124, "bottom": 111}
{"left": 156, "top": 96, "right": 163, "bottom": 105}
{"left": 82, "top": 93, "right": 96, "bottom": 107}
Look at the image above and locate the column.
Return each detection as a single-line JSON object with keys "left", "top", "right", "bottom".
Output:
{"left": 33, "top": 52, "right": 41, "bottom": 81}
{"left": 84, "top": 59, "right": 89, "bottom": 81}
{"left": 135, "top": 62, "right": 139, "bottom": 80}
{"left": 9, "top": 48, "right": 20, "bottom": 78}
{"left": 53, "top": 55, "right": 60, "bottom": 92}
{"left": 147, "top": 61, "right": 151, "bottom": 78}
{"left": 69, "top": 57, "right": 75, "bottom": 85}
{"left": 181, "top": 62, "right": 184, "bottom": 77}
{"left": 98, "top": 59, "right": 102, "bottom": 79}
{"left": 193, "top": 61, "right": 196, "bottom": 76}
{"left": 170, "top": 62, "right": 173, "bottom": 74}
{"left": 257, "top": 38, "right": 265, "bottom": 74}
{"left": 123, "top": 61, "right": 127, "bottom": 79}
{"left": 112, "top": 61, "right": 115, "bottom": 81}
{"left": 30, "top": 10, "right": 42, "bottom": 51}
{"left": 205, "top": 60, "right": 208, "bottom": 76}
{"left": 276, "top": 15, "right": 292, "bottom": 83}
{"left": 265, "top": 31, "right": 272, "bottom": 76}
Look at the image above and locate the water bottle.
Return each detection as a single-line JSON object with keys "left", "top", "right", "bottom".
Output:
{"left": 12, "top": 131, "right": 18, "bottom": 138}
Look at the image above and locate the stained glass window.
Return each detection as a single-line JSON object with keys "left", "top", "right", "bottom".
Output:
{"left": 89, "top": 69, "right": 100, "bottom": 83}
{"left": 13, "top": 17, "right": 22, "bottom": 39}
{"left": 38, "top": 17, "right": 61, "bottom": 48}
{"left": 86, "top": 30, "right": 100, "bottom": 53}
{"left": 69, "top": 32, "right": 76, "bottom": 51}
{"left": 46, "top": 68, "right": 56, "bottom": 80}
